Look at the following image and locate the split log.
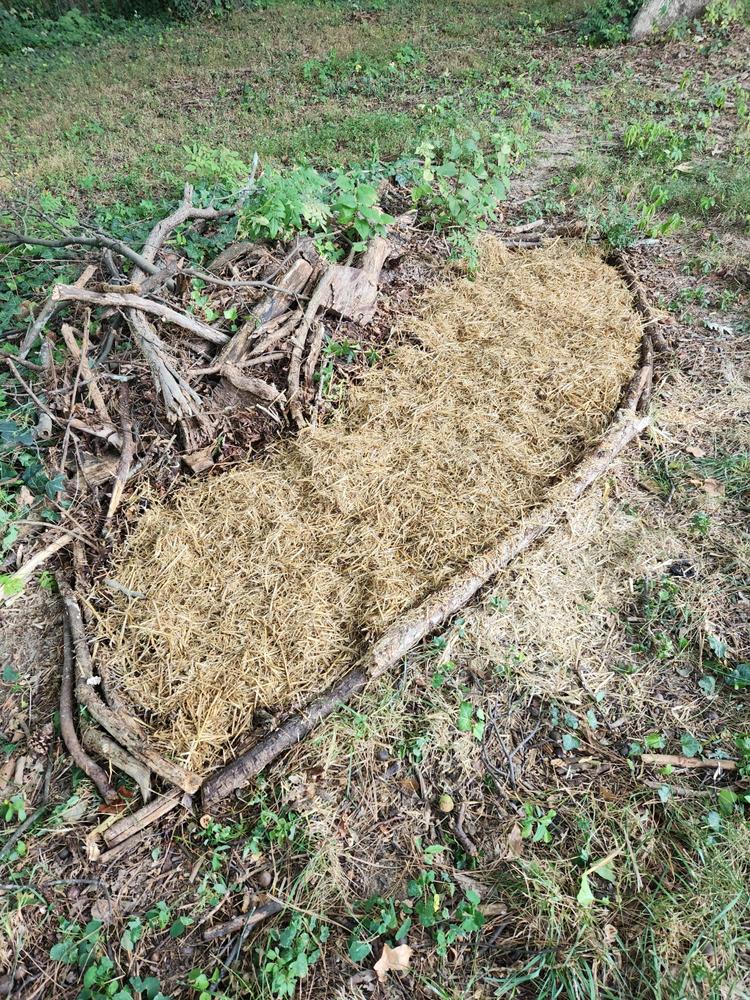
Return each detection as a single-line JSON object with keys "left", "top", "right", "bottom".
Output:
{"left": 326, "top": 236, "right": 391, "bottom": 324}
{"left": 202, "top": 404, "right": 651, "bottom": 807}
{"left": 102, "top": 788, "right": 183, "bottom": 848}
{"left": 51, "top": 285, "right": 230, "bottom": 346}
{"left": 82, "top": 726, "right": 151, "bottom": 803}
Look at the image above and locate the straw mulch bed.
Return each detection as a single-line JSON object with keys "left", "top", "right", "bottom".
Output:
{"left": 96, "top": 239, "right": 642, "bottom": 772}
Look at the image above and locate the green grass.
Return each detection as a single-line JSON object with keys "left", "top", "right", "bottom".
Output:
{"left": 0, "top": 0, "right": 587, "bottom": 201}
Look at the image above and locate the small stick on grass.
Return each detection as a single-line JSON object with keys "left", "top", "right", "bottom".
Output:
{"left": 202, "top": 898, "right": 284, "bottom": 943}
{"left": 641, "top": 754, "right": 737, "bottom": 772}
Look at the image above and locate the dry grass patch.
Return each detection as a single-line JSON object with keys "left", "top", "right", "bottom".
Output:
{"left": 96, "top": 240, "right": 641, "bottom": 771}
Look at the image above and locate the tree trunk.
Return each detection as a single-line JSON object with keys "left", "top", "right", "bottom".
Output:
{"left": 630, "top": 0, "right": 709, "bottom": 41}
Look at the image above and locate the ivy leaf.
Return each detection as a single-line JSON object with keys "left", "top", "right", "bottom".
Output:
{"left": 348, "top": 938, "right": 371, "bottom": 962}
{"left": 577, "top": 873, "right": 595, "bottom": 907}
{"left": 456, "top": 701, "right": 473, "bottom": 732}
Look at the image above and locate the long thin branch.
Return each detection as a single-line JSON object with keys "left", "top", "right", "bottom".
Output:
{"left": 60, "top": 618, "right": 118, "bottom": 803}
{"left": 51, "top": 285, "right": 230, "bottom": 346}
{"left": 1, "top": 231, "right": 157, "bottom": 276}
{"left": 57, "top": 579, "right": 201, "bottom": 794}
{"left": 202, "top": 406, "right": 651, "bottom": 807}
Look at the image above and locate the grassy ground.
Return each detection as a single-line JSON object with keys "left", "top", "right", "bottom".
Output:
{"left": 1, "top": 2, "right": 750, "bottom": 999}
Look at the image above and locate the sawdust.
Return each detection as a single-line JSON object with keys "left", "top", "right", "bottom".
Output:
{"left": 96, "top": 239, "right": 642, "bottom": 771}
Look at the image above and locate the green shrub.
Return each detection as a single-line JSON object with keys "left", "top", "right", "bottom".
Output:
{"left": 578, "top": 0, "right": 639, "bottom": 46}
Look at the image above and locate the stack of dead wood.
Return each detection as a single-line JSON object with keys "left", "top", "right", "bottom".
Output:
{"left": 3, "top": 182, "right": 400, "bottom": 585}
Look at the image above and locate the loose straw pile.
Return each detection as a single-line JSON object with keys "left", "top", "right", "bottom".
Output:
{"left": 96, "top": 240, "right": 642, "bottom": 771}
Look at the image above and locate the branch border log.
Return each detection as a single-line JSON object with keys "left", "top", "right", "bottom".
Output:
{"left": 199, "top": 248, "right": 666, "bottom": 806}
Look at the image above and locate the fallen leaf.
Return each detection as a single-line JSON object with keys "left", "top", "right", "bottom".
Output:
{"left": 90, "top": 898, "right": 119, "bottom": 924}
{"left": 506, "top": 823, "right": 524, "bottom": 859}
{"left": 603, "top": 923, "right": 618, "bottom": 944}
{"left": 686, "top": 445, "right": 706, "bottom": 458}
{"left": 374, "top": 943, "right": 413, "bottom": 982}
{"left": 703, "top": 478, "right": 725, "bottom": 498}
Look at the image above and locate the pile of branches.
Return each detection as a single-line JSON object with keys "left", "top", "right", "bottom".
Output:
{"left": 2, "top": 181, "right": 403, "bottom": 587}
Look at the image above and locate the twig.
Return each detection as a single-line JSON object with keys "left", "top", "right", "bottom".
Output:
{"left": 0, "top": 803, "right": 49, "bottom": 862}
{"left": 202, "top": 898, "right": 284, "bottom": 943}
{"left": 59, "top": 308, "right": 91, "bottom": 473}
{"left": 453, "top": 802, "right": 478, "bottom": 857}
{"left": 641, "top": 754, "right": 737, "bottom": 772}
{"left": 60, "top": 617, "right": 118, "bottom": 804}
{"left": 51, "top": 285, "right": 230, "bottom": 346}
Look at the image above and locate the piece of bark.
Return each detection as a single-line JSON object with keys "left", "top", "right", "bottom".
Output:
{"left": 207, "top": 241, "right": 266, "bottom": 273}
{"left": 326, "top": 236, "right": 391, "bottom": 324}
{"left": 102, "top": 788, "right": 184, "bottom": 848}
{"left": 82, "top": 726, "right": 152, "bottom": 803}
{"left": 51, "top": 285, "right": 229, "bottom": 346}
{"left": 202, "top": 403, "right": 651, "bottom": 806}
{"left": 630, "top": 0, "right": 708, "bottom": 40}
